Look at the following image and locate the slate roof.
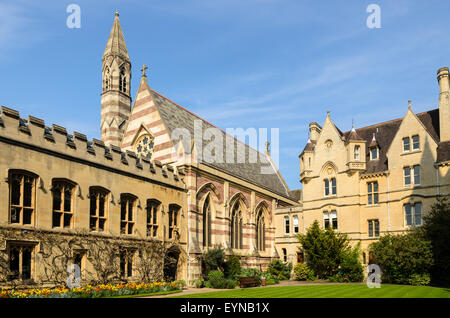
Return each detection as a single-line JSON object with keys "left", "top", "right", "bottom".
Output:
{"left": 148, "top": 89, "right": 293, "bottom": 200}
{"left": 437, "top": 141, "right": 450, "bottom": 163}
{"left": 341, "top": 109, "right": 441, "bottom": 173}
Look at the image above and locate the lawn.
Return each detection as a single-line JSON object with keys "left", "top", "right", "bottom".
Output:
{"left": 172, "top": 284, "right": 450, "bottom": 298}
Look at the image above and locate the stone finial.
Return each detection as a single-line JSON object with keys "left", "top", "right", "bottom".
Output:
{"left": 141, "top": 64, "right": 148, "bottom": 77}
{"left": 408, "top": 100, "right": 412, "bottom": 109}
{"left": 265, "top": 141, "right": 270, "bottom": 155}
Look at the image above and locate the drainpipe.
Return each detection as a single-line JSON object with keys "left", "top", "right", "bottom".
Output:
{"left": 436, "top": 165, "right": 440, "bottom": 197}
{"left": 387, "top": 173, "right": 390, "bottom": 232}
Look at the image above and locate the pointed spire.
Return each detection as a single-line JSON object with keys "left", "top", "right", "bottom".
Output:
{"left": 103, "top": 12, "right": 130, "bottom": 61}
{"left": 369, "top": 132, "right": 378, "bottom": 148}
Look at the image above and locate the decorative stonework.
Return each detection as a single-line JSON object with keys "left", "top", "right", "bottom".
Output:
{"left": 134, "top": 134, "right": 154, "bottom": 159}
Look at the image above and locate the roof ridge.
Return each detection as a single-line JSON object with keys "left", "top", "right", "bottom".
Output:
{"left": 343, "top": 108, "right": 438, "bottom": 134}
{"left": 149, "top": 88, "right": 270, "bottom": 158}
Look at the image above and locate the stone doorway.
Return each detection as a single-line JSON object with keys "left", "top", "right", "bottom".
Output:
{"left": 163, "top": 245, "right": 180, "bottom": 282}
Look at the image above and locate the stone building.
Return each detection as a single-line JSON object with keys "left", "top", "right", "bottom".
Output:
{"left": 0, "top": 13, "right": 298, "bottom": 287}
{"left": 276, "top": 67, "right": 450, "bottom": 266}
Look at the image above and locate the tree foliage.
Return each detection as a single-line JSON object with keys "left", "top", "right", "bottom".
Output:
{"left": 369, "top": 231, "right": 433, "bottom": 285}
{"left": 297, "top": 220, "right": 354, "bottom": 279}
{"left": 421, "top": 197, "right": 450, "bottom": 286}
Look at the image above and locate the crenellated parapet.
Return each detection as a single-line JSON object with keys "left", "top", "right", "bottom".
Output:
{"left": 0, "top": 106, "right": 184, "bottom": 190}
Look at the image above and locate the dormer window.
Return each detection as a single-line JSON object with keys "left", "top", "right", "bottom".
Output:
{"left": 370, "top": 147, "right": 378, "bottom": 160}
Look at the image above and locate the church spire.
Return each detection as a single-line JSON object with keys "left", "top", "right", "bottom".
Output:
{"left": 103, "top": 11, "right": 130, "bottom": 62}
{"left": 100, "top": 12, "right": 132, "bottom": 147}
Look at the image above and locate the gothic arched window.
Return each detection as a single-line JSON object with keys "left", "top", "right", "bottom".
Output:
{"left": 119, "top": 67, "right": 127, "bottom": 93}
{"left": 104, "top": 67, "right": 111, "bottom": 91}
{"left": 230, "top": 203, "right": 243, "bottom": 249}
{"left": 256, "top": 209, "right": 265, "bottom": 251}
{"left": 203, "top": 196, "right": 212, "bottom": 248}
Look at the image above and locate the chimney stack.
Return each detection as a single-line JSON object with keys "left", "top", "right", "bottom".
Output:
{"left": 437, "top": 67, "right": 450, "bottom": 142}
{"left": 309, "top": 122, "right": 321, "bottom": 142}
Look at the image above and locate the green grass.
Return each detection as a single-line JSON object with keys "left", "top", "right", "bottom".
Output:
{"left": 172, "top": 284, "right": 450, "bottom": 298}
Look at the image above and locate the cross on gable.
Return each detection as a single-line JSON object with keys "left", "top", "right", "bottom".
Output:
{"left": 141, "top": 64, "right": 148, "bottom": 77}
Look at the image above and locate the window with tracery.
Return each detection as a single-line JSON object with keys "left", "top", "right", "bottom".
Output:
{"left": 135, "top": 134, "right": 154, "bottom": 160}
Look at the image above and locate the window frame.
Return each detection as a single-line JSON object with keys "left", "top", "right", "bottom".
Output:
{"left": 403, "top": 137, "right": 411, "bottom": 152}
{"left": 284, "top": 216, "right": 290, "bottom": 234}
{"left": 120, "top": 194, "right": 136, "bottom": 235}
{"left": 52, "top": 179, "right": 76, "bottom": 229}
{"left": 146, "top": 199, "right": 160, "bottom": 238}
{"left": 370, "top": 147, "right": 378, "bottom": 160}
{"left": 293, "top": 215, "right": 299, "bottom": 233}
{"left": 368, "top": 219, "right": 380, "bottom": 237}
{"left": 412, "top": 135, "right": 420, "bottom": 150}
{"left": 367, "top": 181, "right": 379, "bottom": 205}
{"left": 256, "top": 209, "right": 266, "bottom": 252}
{"left": 89, "top": 186, "right": 109, "bottom": 232}
{"left": 168, "top": 204, "right": 181, "bottom": 240}
{"left": 9, "top": 170, "right": 37, "bottom": 226}
{"left": 404, "top": 202, "right": 422, "bottom": 226}
{"left": 403, "top": 167, "right": 411, "bottom": 186}
{"left": 231, "top": 203, "right": 243, "bottom": 249}
{"left": 202, "top": 197, "right": 212, "bottom": 247}
{"left": 8, "top": 243, "right": 34, "bottom": 281}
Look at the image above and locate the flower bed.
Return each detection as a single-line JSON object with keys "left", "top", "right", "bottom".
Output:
{"left": 0, "top": 281, "right": 182, "bottom": 298}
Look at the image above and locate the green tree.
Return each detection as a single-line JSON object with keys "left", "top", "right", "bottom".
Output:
{"left": 369, "top": 231, "right": 433, "bottom": 285}
{"left": 422, "top": 197, "right": 450, "bottom": 286}
{"left": 297, "top": 220, "right": 350, "bottom": 279}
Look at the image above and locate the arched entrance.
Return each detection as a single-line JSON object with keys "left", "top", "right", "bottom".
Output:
{"left": 163, "top": 245, "right": 180, "bottom": 282}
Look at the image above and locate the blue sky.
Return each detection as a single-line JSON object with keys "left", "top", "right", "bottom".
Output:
{"left": 1, "top": 0, "right": 450, "bottom": 190}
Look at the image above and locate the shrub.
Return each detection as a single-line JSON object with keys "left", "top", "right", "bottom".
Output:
{"left": 339, "top": 244, "right": 364, "bottom": 282}
{"left": 202, "top": 246, "right": 226, "bottom": 277}
{"left": 224, "top": 254, "right": 241, "bottom": 279}
{"left": 267, "top": 260, "right": 292, "bottom": 280}
{"left": 369, "top": 231, "right": 433, "bottom": 285}
{"left": 262, "top": 272, "right": 280, "bottom": 284}
{"left": 174, "top": 280, "right": 186, "bottom": 289}
{"left": 206, "top": 270, "right": 236, "bottom": 289}
{"left": 193, "top": 278, "right": 205, "bottom": 288}
{"left": 408, "top": 273, "right": 431, "bottom": 286}
{"left": 293, "top": 263, "right": 315, "bottom": 281}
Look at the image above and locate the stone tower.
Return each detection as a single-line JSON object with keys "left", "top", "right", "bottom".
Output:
{"left": 101, "top": 12, "right": 132, "bottom": 147}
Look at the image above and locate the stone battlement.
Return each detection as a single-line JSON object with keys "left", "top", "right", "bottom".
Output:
{"left": 0, "top": 106, "right": 184, "bottom": 189}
